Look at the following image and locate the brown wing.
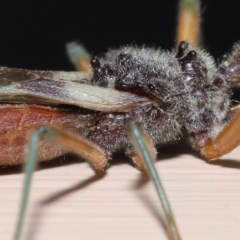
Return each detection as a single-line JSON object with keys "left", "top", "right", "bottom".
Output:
{"left": 0, "top": 67, "right": 152, "bottom": 112}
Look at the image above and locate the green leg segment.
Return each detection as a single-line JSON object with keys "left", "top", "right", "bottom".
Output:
{"left": 12, "top": 127, "right": 58, "bottom": 240}
{"left": 128, "top": 123, "right": 182, "bottom": 240}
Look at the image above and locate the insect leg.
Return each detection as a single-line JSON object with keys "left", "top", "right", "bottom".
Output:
{"left": 13, "top": 126, "right": 108, "bottom": 240}
{"left": 36, "top": 126, "right": 108, "bottom": 169}
{"left": 127, "top": 123, "right": 182, "bottom": 240}
{"left": 66, "top": 41, "right": 93, "bottom": 73}
{"left": 200, "top": 110, "right": 240, "bottom": 159}
{"left": 177, "top": 0, "right": 200, "bottom": 47}
{"left": 128, "top": 126, "right": 157, "bottom": 171}
{"left": 201, "top": 43, "right": 240, "bottom": 158}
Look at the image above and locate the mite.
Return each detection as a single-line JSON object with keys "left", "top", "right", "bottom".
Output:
{"left": 0, "top": 40, "right": 240, "bottom": 170}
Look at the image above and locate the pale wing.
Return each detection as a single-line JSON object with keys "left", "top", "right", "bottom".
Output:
{"left": 0, "top": 67, "right": 152, "bottom": 112}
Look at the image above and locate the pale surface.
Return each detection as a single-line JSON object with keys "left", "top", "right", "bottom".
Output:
{"left": 1, "top": 143, "right": 240, "bottom": 240}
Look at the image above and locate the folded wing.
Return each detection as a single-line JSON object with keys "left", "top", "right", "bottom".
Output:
{"left": 0, "top": 67, "right": 152, "bottom": 112}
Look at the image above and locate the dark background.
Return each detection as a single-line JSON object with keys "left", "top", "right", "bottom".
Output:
{"left": 0, "top": 0, "right": 240, "bottom": 71}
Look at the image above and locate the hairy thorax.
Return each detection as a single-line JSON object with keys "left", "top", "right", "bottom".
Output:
{"left": 89, "top": 43, "right": 230, "bottom": 152}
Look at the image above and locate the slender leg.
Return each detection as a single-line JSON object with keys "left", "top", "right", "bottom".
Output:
{"left": 66, "top": 41, "right": 93, "bottom": 73}
{"left": 38, "top": 127, "right": 108, "bottom": 169}
{"left": 127, "top": 123, "right": 181, "bottom": 240}
{"left": 13, "top": 126, "right": 108, "bottom": 240}
{"left": 177, "top": 0, "right": 200, "bottom": 47}
{"left": 200, "top": 111, "right": 240, "bottom": 159}
{"left": 128, "top": 125, "right": 157, "bottom": 171}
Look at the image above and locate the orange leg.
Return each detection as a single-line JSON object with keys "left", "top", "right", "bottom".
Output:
{"left": 177, "top": 0, "right": 200, "bottom": 48}
{"left": 200, "top": 111, "right": 240, "bottom": 159}
{"left": 33, "top": 126, "right": 109, "bottom": 169}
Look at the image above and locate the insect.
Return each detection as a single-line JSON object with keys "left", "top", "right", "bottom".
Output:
{"left": 2, "top": 38, "right": 240, "bottom": 168}
{"left": 2, "top": 0, "right": 240, "bottom": 240}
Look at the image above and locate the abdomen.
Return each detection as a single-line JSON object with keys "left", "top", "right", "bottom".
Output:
{"left": 0, "top": 104, "right": 93, "bottom": 165}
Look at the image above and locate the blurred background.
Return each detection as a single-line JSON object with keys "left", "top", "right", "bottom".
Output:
{"left": 0, "top": 0, "right": 240, "bottom": 71}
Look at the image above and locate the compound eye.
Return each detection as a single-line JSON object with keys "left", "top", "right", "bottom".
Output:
{"left": 90, "top": 57, "right": 101, "bottom": 69}
{"left": 176, "top": 41, "right": 189, "bottom": 58}
{"left": 188, "top": 51, "right": 197, "bottom": 60}
{"left": 148, "top": 84, "right": 155, "bottom": 90}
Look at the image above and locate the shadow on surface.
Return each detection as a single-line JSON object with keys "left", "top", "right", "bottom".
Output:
{"left": 0, "top": 141, "right": 194, "bottom": 175}
{"left": 157, "top": 141, "right": 240, "bottom": 170}
{"left": 2, "top": 141, "right": 240, "bottom": 174}
{"left": 0, "top": 154, "right": 84, "bottom": 175}
{"left": 207, "top": 159, "right": 240, "bottom": 169}
{"left": 25, "top": 170, "right": 106, "bottom": 240}
{"left": 132, "top": 173, "right": 168, "bottom": 238}
{"left": 41, "top": 170, "right": 106, "bottom": 205}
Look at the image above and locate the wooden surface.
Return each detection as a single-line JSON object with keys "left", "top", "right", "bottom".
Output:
{"left": 1, "top": 143, "right": 240, "bottom": 240}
